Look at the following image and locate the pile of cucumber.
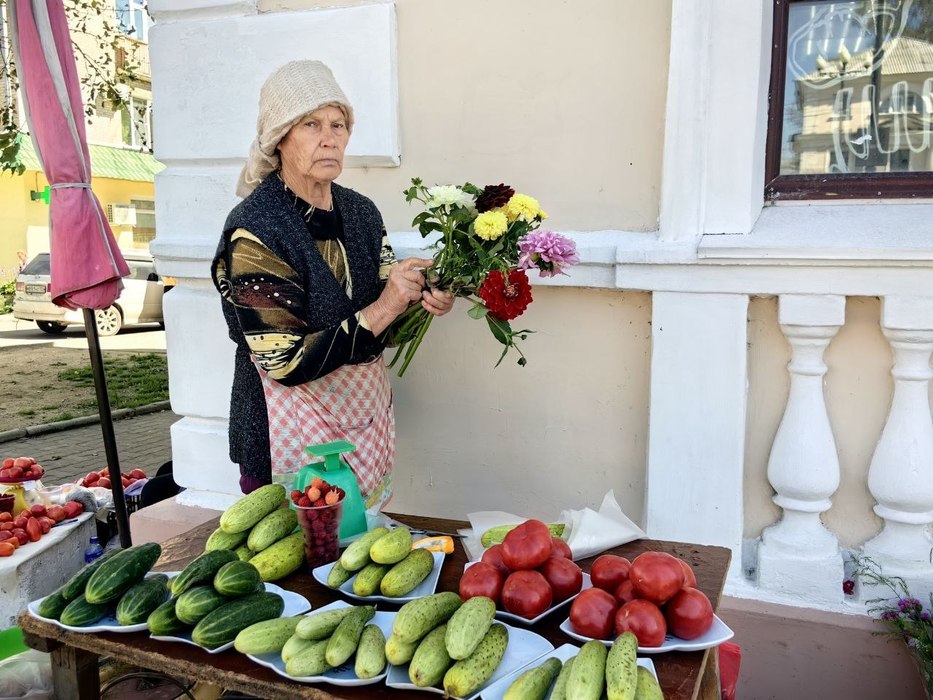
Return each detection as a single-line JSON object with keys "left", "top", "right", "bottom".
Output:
{"left": 325, "top": 526, "right": 435, "bottom": 597}
{"left": 205, "top": 483, "right": 304, "bottom": 582}
{"left": 235, "top": 604, "right": 387, "bottom": 680}
{"left": 147, "top": 548, "right": 284, "bottom": 649}
{"left": 37, "top": 543, "right": 165, "bottom": 628}
{"left": 504, "top": 634, "right": 664, "bottom": 700}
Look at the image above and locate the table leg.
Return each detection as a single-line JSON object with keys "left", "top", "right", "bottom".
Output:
{"left": 696, "top": 646, "right": 721, "bottom": 700}
{"left": 50, "top": 645, "right": 99, "bottom": 700}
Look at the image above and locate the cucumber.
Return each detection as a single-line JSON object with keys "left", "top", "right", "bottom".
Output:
{"left": 147, "top": 598, "right": 187, "bottom": 636}
{"left": 115, "top": 574, "right": 170, "bottom": 626}
{"left": 480, "top": 523, "right": 565, "bottom": 548}
{"left": 175, "top": 585, "right": 230, "bottom": 625}
{"left": 235, "top": 544, "right": 253, "bottom": 562}
{"left": 551, "top": 656, "right": 575, "bottom": 700}
{"left": 59, "top": 594, "right": 111, "bottom": 627}
{"left": 385, "top": 632, "right": 419, "bottom": 666}
{"left": 369, "top": 526, "right": 412, "bottom": 564}
{"left": 295, "top": 606, "right": 354, "bottom": 640}
{"left": 37, "top": 591, "right": 69, "bottom": 620}
{"left": 381, "top": 549, "right": 434, "bottom": 597}
{"left": 566, "top": 640, "right": 608, "bottom": 700}
{"left": 285, "top": 638, "right": 330, "bottom": 678}
{"left": 247, "top": 507, "right": 297, "bottom": 552}
{"left": 85, "top": 543, "right": 162, "bottom": 605}
{"left": 282, "top": 633, "right": 315, "bottom": 664}
{"left": 205, "top": 527, "right": 247, "bottom": 552}
{"left": 504, "top": 657, "right": 562, "bottom": 700}
{"left": 392, "top": 591, "right": 462, "bottom": 644}
{"left": 606, "top": 632, "right": 638, "bottom": 700}
{"left": 234, "top": 616, "right": 302, "bottom": 655}
{"left": 59, "top": 549, "right": 120, "bottom": 601}
{"left": 354, "top": 623, "right": 387, "bottom": 680}
{"left": 352, "top": 562, "right": 391, "bottom": 597}
{"left": 326, "top": 561, "right": 353, "bottom": 588}
{"left": 219, "top": 483, "right": 286, "bottom": 534}
{"left": 445, "top": 595, "right": 496, "bottom": 660}
{"left": 248, "top": 531, "right": 304, "bottom": 582}
{"left": 633, "top": 666, "right": 664, "bottom": 700}
{"left": 443, "top": 623, "right": 509, "bottom": 698}
{"left": 192, "top": 591, "right": 284, "bottom": 649}
{"left": 339, "top": 527, "right": 389, "bottom": 572}
{"left": 213, "top": 561, "right": 263, "bottom": 597}
{"left": 408, "top": 623, "right": 453, "bottom": 688}
{"left": 324, "top": 605, "right": 375, "bottom": 667}
{"left": 171, "top": 549, "right": 239, "bottom": 596}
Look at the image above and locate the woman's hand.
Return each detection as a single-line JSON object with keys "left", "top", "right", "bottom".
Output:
{"left": 421, "top": 287, "right": 454, "bottom": 317}
{"left": 362, "top": 257, "right": 434, "bottom": 335}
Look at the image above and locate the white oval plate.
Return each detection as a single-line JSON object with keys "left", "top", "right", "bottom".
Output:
{"left": 312, "top": 551, "right": 445, "bottom": 603}
{"left": 385, "top": 621, "right": 554, "bottom": 699}
{"left": 479, "top": 642, "right": 657, "bottom": 700}
{"left": 150, "top": 574, "right": 311, "bottom": 653}
{"left": 559, "top": 613, "right": 734, "bottom": 653}
{"left": 463, "top": 561, "right": 592, "bottom": 626}
{"left": 247, "top": 600, "right": 395, "bottom": 686}
{"left": 27, "top": 571, "right": 172, "bottom": 634}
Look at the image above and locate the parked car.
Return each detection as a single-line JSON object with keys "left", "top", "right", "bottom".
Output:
{"left": 13, "top": 253, "right": 169, "bottom": 336}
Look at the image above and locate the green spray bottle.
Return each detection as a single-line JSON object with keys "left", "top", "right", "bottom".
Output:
{"left": 291, "top": 440, "right": 368, "bottom": 540}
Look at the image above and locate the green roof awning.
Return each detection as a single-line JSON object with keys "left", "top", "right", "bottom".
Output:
{"left": 17, "top": 137, "right": 164, "bottom": 183}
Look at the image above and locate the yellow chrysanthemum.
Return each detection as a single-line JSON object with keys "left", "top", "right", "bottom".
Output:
{"left": 474, "top": 211, "right": 508, "bottom": 241}
{"left": 504, "top": 193, "right": 542, "bottom": 223}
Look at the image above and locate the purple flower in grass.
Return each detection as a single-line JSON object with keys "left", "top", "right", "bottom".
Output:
{"left": 517, "top": 230, "right": 580, "bottom": 278}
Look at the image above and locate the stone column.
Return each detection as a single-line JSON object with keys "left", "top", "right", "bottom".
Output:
{"left": 758, "top": 294, "right": 845, "bottom": 603}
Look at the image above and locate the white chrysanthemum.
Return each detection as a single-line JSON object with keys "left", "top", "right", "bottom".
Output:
{"left": 426, "top": 185, "right": 474, "bottom": 211}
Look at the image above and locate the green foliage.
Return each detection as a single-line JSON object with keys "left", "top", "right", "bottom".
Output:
{"left": 58, "top": 353, "right": 169, "bottom": 409}
{"left": 0, "top": 275, "right": 15, "bottom": 314}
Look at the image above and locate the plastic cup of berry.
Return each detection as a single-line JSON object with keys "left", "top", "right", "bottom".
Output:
{"left": 291, "top": 479, "right": 346, "bottom": 571}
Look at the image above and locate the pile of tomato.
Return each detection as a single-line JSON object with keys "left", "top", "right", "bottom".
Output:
{"left": 0, "top": 502, "right": 85, "bottom": 556}
{"left": 569, "top": 551, "right": 714, "bottom": 647}
{"left": 459, "top": 519, "right": 584, "bottom": 619}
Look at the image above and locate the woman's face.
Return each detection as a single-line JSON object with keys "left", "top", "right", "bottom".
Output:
{"left": 278, "top": 105, "right": 350, "bottom": 185}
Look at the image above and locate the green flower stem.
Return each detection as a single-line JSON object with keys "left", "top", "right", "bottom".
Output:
{"left": 397, "top": 311, "right": 434, "bottom": 377}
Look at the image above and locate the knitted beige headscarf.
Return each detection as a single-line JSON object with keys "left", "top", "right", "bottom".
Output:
{"left": 236, "top": 60, "right": 354, "bottom": 198}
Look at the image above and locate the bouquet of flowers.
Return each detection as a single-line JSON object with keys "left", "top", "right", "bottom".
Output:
{"left": 387, "top": 179, "right": 579, "bottom": 377}
{"left": 855, "top": 557, "right": 933, "bottom": 697}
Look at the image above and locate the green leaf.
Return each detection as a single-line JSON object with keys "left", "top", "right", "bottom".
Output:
{"left": 486, "top": 316, "right": 512, "bottom": 346}
{"left": 418, "top": 221, "right": 443, "bottom": 237}
{"left": 467, "top": 303, "right": 488, "bottom": 320}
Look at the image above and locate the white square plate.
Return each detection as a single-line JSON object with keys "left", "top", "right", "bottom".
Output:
{"left": 479, "top": 643, "right": 657, "bottom": 700}
{"left": 559, "top": 613, "right": 734, "bottom": 653}
{"left": 385, "top": 621, "right": 554, "bottom": 699}
{"left": 150, "top": 573, "right": 311, "bottom": 653}
{"left": 312, "top": 551, "right": 445, "bottom": 603}
{"left": 463, "top": 561, "right": 592, "bottom": 626}
{"left": 247, "top": 600, "right": 395, "bottom": 686}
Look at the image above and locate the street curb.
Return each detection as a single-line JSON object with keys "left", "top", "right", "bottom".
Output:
{"left": 0, "top": 401, "right": 173, "bottom": 444}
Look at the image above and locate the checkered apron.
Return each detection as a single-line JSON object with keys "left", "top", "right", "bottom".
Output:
{"left": 256, "top": 358, "right": 394, "bottom": 510}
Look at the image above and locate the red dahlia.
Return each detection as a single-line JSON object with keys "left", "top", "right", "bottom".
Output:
{"left": 479, "top": 269, "right": 533, "bottom": 321}
{"left": 476, "top": 183, "right": 515, "bottom": 213}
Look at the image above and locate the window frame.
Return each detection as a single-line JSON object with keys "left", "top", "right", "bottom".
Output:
{"left": 765, "top": 0, "right": 933, "bottom": 201}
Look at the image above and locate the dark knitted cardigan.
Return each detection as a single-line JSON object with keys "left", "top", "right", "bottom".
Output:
{"left": 212, "top": 176, "right": 388, "bottom": 482}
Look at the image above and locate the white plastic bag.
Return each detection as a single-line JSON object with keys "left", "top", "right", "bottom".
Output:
{"left": 0, "top": 650, "right": 53, "bottom": 700}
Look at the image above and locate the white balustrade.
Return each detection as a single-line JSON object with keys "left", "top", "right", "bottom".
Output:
{"left": 757, "top": 295, "right": 845, "bottom": 603}
{"left": 861, "top": 296, "right": 933, "bottom": 603}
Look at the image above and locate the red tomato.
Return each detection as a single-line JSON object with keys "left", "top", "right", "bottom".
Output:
{"left": 0, "top": 469, "right": 8, "bottom": 479}
{"left": 25, "top": 518, "right": 41, "bottom": 542}
{"left": 615, "top": 599, "right": 667, "bottom": 647}
{"left": 99, "top": 468, "right": 110, "bottom": 476}
{"left": 613, "top": 578, "right": 638, "bottom": 605}
{"left": 130, "top": 469, "right": 147, "bottom": 480}
{"left": 664, "top": 588, "right": 713, "bottom": 640}
{"left": 63, "top": 502, "right": 84, "bottom": 518}
{"left": 46, "top": 506, "right": 66, "bottom": 523}
{"left": 1, "top": 458, "right": 12, "bottom": 468}
{"left": 37, "top": 519, "right": 51, "bottom": 535}
{"left": 8, "top": 467, "right": 23, "bottom": 479}
{"left": 501, "top": 570, "right": 553, "bottom": 619}
{"left": 29, "top": 505, "right": 47, "bottom": 518}
{"left": 83, "top": 472, "right": 100, "bottom": 485}
{"left": 12, "top": 458, "right": 30, "bottom": 469}
{"left": 98, "top": 478, "right": 111, "bottom": 489}
{"left": 569, "top": 587, "right": 618, "bottom": 639}
{"left": 459, "top": 562, "right": 504, "bottom": 604}
{"left": 481, "top": 545, "right": 512, "bottom": 577}
{"left": 550, "top": 537, "right": 573, "bottom": 559}
{"left": 630, "top": 551, "right": 685, "bottom": 605}
{"left": 0, "top": 541, "right": 14, "bottom": 556}
{"left": 590, "top": 554, "right": 632, "bottom": 592}
{"left": 538, "top": 556, "right": 583, "bottom": 602}
{"left": 12, "top": 516, "right": 27, "bottom": 530}
{"left": 0, "top": 531, "right": 11, "bottom": 541}
{"left": 12, "top": 529, "right": 28, "bottom": 546}
{"left": 0, "top": 513, "right": 10, "bottom": 523}
{"left": 677, "top": 558, "right": 697, "bottom": 588}
{"left": 501, "top": 520, "right": 553, "bottom": 570}
{"left": 0, "top": 523, "right": 11, "bottom": 532}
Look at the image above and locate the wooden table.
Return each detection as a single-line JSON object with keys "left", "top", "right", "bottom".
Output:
{"left": 19, "top": 513, "right": 731, "bottom": 700}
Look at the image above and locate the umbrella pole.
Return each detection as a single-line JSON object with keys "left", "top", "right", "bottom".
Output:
{"left": 82, "top": 308, "right": 133, "bottom": 548}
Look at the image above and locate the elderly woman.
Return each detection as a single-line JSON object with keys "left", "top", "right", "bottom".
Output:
{"left": 212, "top": 60, "right": 453, "bottom": 506}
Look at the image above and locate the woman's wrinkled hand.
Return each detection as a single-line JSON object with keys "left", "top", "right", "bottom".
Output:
{"left": 381, "top": 257, "right": 432, "bottom": 317}
{"left": 421, "top": 287, "right": 454, "bottom": 316}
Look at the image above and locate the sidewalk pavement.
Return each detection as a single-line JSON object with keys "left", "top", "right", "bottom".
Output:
{"left": 5, "top": 410, "right": 178, "bottom": 485}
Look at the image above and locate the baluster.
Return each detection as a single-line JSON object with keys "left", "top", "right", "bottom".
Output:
{"left": 758, "top": 295, "right": 845, "bottom": 603}
{"left": 861, "top": 296, "right": 933, "bottom": 603}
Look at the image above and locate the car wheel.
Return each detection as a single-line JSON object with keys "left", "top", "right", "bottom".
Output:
{"left": 95, "top": 306, "right": 123, "bottom": 337}
{"left": 36, "top": 321, "right": 67, "bottom": 334}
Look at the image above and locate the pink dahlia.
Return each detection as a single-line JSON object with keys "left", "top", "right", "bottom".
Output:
{"left": 517, "top": 231, "right": 579, "bottom": 277}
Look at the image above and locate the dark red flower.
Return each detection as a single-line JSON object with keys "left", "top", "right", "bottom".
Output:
{"left": 479, "top": 269, "right": 533, "bottom": 321}
{"left": 476, "top": 183, "right": 515, "bottom": 213}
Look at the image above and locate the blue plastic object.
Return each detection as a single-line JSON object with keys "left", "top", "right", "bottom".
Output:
{"left": 292, "top": 441, "right": 367, "bottom": 540}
